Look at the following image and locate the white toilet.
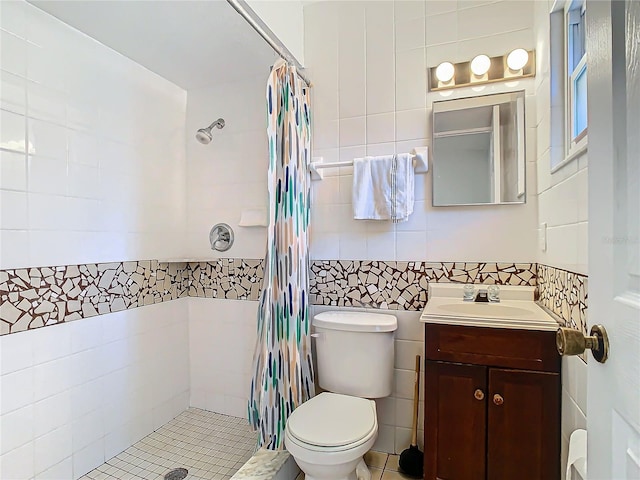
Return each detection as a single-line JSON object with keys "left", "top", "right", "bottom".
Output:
{"left": 284, "top": 311, "right": 397, "bottom": 480}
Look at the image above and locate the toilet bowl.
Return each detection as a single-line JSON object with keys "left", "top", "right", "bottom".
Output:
{"left": 284, "top": 392, "right": 378, "bottom": 480}
{"left": 284, "top": 311, "right": 397, "bottom": 480}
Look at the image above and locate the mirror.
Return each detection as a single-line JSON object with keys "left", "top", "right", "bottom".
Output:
{"left": 432, "top": 91, "right": 526, "bottom": 206}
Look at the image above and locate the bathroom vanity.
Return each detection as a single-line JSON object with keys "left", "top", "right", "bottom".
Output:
{"left": 420, "top": 285, "right": 561, "bottom": 480}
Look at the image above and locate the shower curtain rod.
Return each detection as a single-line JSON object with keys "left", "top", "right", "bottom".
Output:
{"left": 227, "top": 0, "right": 312, "bottom": 87}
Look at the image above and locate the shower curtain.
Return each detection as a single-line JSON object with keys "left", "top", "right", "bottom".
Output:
{"left": 248, "top": 61, "right": 315, "bottom": 450}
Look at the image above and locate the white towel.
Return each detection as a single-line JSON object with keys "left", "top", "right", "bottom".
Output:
{"left": 352, "top": 154, "right": 414, "bottom": 222}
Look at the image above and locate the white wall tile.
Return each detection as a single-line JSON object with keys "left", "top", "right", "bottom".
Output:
{"left": 396, "top": 18, "right": 426, "bottom": 52}
{"left": 340, "top": 116, "right": 367, "bottom": 147}
{"left": 0, "top": 150, "right": 27, "bottom": 191}
{"left": 457, "top": 1, "right": 533, "bottom": 40}
{"left": 366, "top": 142, "right": 396, "bottom": 158}
{"left": 426, "top": 12, "right": 458, "bottom": 46}
{"left": 365, "top": 1, "right": 395, "bottom": 115}
{"left": 0, "top": 1, "right": 187, "bottom": 270}
{"left": 33, "top": 391, "right": 71, "bottom": 438}
{"left": 396, "top": 230, "right": 427, "bottom": 260}
{"left": 34, "top": 424, "right": 72, "bottom": 476}
{"left": 0, "top": 190, "right": 28, "bottom": 230}
{"left": 338, "top": 2, "right": 367, "bottom": 118}
{"left": 0, "top": 109, "right": 27, "bottom": 154}
{"left": 0, "top": 404, "right": 34, "bottom": 455}
{"left": 35, "top": 457, "right": 73, "bottom": 480}
{"left": 366, "top": 113, "right": 395, "bottom": 144}
{"left": 1, "top": 367, "right": 34, "bottom": 415}
{"left": 0, "top": 30, "right": 27, "bottom": 77}
{"left": 0, "top": 441, "right": 34, "bottom": 480}
{"left": 425, "top": 1, "right": 457, "bottom": 17}
{"left": 396, "top": 109, "right": 429, "bottom": 141}
{"left": 72, "top": 438, "right": 104, "bottom": 479}
{"left": 395, "top": 0, "right": 425, "bottom": 21}
{"left": 0, "top": 71, "right": 27, "bottom": 117}
{"left": 395, "top": 48, "right": 427, "bottom": 111}
{"left": 28, "top": 120, "right": 67, "bottom": 161}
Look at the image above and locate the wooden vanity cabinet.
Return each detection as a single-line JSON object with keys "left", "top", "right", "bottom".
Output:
{"left": 424, "top": 324, "right": 561, "bottom": 480}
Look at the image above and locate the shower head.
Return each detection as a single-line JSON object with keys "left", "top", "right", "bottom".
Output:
{"left": 196, "top": 118, "right": 225, "bottom": 144}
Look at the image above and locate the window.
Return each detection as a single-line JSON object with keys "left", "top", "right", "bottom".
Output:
{"left": 567, "top": 1, "right": 587, "bottom": 144}
{"left": 550, "top": 0, "right": 588, "bottom": 170}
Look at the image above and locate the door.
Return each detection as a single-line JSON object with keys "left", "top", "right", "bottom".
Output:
{"left": 586, "top": 1, "right": 640, "bottom": 479}
{"left": 487, "top": 368, "right": 560, "bottom": 480}
{"left": 424, "top": 361, "right": 486, "bottom": 480}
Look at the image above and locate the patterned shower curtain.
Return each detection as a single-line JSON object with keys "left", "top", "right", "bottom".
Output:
{"left": 247, "top": 62, "right": 315, "bottom": 450}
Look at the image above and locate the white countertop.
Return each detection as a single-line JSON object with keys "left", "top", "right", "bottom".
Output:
{"left": 420, "top": 284, "right": 559, "bottom": 331}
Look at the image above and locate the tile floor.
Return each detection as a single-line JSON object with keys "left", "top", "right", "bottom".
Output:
{"left": 294, "top": 451, "right": 416, "bottom": 480}
{"left": 81, "top": 408, "right": 256, "bottom": 480}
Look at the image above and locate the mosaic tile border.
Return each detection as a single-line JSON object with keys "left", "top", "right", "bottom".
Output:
{"left": 537, "top": 264, "right": 588, "bottom": 337}
{"left": 309, "top": 261, "right": 537, "bottom": 310}
{"left": 1, "top": 259, "right": 585, "bottom": 337}
{"left": 0, "top": 261, "right": 189, "bottom": 335}
{"left": 189, "top": 259, "right": 264, "bottom": 301}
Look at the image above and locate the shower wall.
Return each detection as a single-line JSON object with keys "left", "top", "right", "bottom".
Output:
{"left": 185, "top": 74, "right": 272, "bottom": 417}
{"left": 0, "top": 2, "right": 189, "bottom": 478}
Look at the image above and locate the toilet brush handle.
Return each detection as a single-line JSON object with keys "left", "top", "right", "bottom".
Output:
{"left": 411, "top": 355, "right": 421, "bottom": 446}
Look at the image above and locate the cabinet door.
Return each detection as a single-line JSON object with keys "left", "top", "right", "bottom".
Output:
{"left": 425, "top": 361, "right": 487, "bottom": 480}
{"left": 487, "top": 369, "right": 560, "bottom": 480}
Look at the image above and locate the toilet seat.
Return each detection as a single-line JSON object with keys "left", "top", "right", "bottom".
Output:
{"left": 286, "top": 392, "right": 377, "bottom": 452}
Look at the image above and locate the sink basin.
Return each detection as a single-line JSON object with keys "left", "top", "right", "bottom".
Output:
{"left": 437, "top": 303, "right": 536, "bottom": 319}
{"left": 420, "top": 285, "right": 559, "bottom": 331}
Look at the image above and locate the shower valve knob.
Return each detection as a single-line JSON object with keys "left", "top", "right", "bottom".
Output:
{"left": 209, "top": 223, "right": 234, "bottom": 252}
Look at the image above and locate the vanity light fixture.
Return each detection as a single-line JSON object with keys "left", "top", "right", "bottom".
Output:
{"left": 506, "top": 48, "right": 530, "bottom": 71}
{"left": 428, "top": 48, "right": 535, "bottom": 91}
{"left": 470, "top": 54, "right": 491, "bottom": 76}
{"left": 435, "top": 62, "right": 455, "bottom": 82}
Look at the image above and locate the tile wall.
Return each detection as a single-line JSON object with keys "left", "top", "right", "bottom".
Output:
{"left": 184, "top": 72, "right": 276, "bottom": 422}
{"left": 0, "top": 300, "right": 190, "bottom": 480}
{"left": 533, "top": 0, "right": 588, "bottom": 275}
{"left": 0, "top": 2, "right": 188, "bottom": 271}
{"left": 304, "top": 0, "right": 539, "bottom": 263}
{"left": 0, "top": 2, "right": 189, "bottom": 478}
{"left": 532, "top": 1, "right": 589, "bottom": 474}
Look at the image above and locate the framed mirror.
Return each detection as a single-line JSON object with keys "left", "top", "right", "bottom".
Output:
{"left": 432, "top": 91, "right": 526, "bottom": 206}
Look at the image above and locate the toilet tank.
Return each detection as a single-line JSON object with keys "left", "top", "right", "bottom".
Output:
{"left": 312, "top": 311, "right": 397, "bottom": 398}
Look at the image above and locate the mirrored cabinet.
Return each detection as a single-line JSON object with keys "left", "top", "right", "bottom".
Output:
{"left": 432, "top": 91, "right": 526, "bottom": 206}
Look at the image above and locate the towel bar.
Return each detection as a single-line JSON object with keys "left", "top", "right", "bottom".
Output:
{"left": 309, "top": 147, "right": 428, "bottom": 180}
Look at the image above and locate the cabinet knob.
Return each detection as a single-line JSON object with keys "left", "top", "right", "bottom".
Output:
{"left": 474, "top": 389, "right": 485, "bottom": 401}
{"left": 493, "top": 394, "right": 504, "bottom": 406}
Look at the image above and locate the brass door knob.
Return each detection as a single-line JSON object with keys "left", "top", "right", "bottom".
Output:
{"left": 493, "top": 394, "right": 504, "bottom": 406}
{"left": 474, "top": 389, "right": 485, "bottom": 401}
{"left": 556, "top": 325, "right": 609, "bottom": 363}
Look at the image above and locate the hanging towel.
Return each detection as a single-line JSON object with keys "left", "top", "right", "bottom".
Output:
{"left": 352, "top": 154, "right": 414, "bottom": 222}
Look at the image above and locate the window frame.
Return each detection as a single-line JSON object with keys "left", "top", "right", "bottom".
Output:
{"left": 550, "top": 0, "right": 588, "bottom": 172}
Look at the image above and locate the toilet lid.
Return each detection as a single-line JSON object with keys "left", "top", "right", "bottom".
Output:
{"left": 287, "top": 392, "right": 377, "bottom": 448}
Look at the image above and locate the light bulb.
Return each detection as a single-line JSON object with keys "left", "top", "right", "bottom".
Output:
{"left": 470, "top": 54, "right": 491, "bottom": 76}
{"left": 435, "top": 62, "right": 455, "bottom": 82}
{"left": 507, "top": 48, "right": 529, "bottom": 71}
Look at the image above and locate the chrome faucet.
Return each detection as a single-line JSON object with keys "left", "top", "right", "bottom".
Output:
{"left": 475, "top": 289, "right": 489, "bottom": 302}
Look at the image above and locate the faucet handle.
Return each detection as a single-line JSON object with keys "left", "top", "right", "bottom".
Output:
{"left": 463, "top": 284, "right": 475, "bottom": 301}
{"left": 487, "top": 285, "right": 500, "bottom": 302}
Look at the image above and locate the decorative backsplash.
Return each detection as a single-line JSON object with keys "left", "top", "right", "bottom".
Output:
{"left": 2, "top": 259, "right": 585, "bottom": 336}
{"left": 309, "top": 261, "right": 537, "bottom": 311}
{"left": 189, "top": 259, "right": 263, "bottom": 301}
{"left": 0, "top": 261, "right": 190, "bottom": 335}
{"left": 537, "top": 264, "right": 588, "bottom": 336}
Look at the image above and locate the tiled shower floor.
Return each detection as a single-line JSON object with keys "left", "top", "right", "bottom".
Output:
{"left": 81, "top": 408, "right": 255, "bottom": 480}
